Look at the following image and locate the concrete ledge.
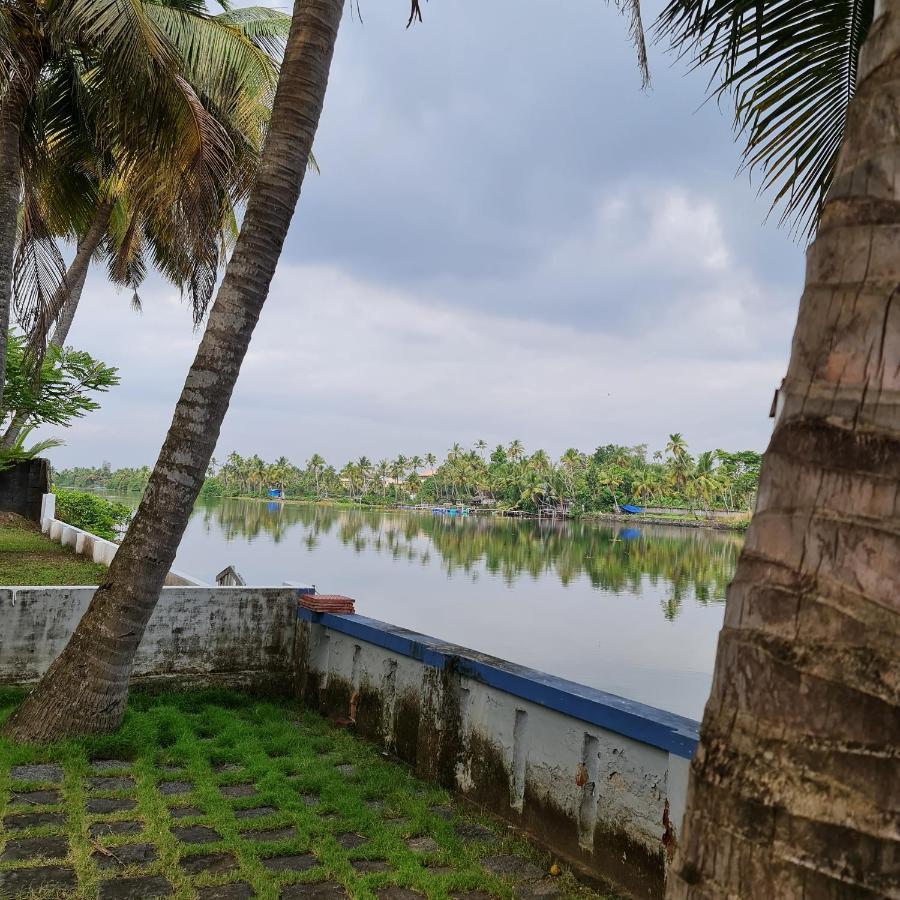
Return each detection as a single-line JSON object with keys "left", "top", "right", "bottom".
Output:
{"left": 294, "top": 610, "right": 699, "bottom": 898}
{"left": 297, "top": 609, "right": 698, "bottom": 759}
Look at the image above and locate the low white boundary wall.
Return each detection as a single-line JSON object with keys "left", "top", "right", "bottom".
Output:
{"left": 39, "top": 493, "right": 204, "bottom": 587}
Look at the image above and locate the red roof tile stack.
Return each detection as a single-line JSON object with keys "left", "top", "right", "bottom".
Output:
{"left": 299, "top": 593, "right": 355, "bottom": 614}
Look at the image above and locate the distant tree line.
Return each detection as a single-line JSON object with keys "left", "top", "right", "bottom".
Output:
{"left": 55, "top": 433, "right": 761, "bottom": 516}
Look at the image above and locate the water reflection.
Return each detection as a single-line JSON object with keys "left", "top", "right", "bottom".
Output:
{"left": 192, "top": 498, "right": 741, "bottom": 622}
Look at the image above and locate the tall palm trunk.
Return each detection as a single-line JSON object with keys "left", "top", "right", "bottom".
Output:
{"left": 0, "top": 80, "right": 28, "bottom": 403}
{"left": 0, "top": 199, "right": 114, "bottom": 449}
{"left": 667, "top": 3, "right": 899, "bottom": 897}
{"left": 3, "top": 0, "right": 345, "bottom": 742}
{"left": 50, "top": 198, "right": 114, "bottom": 349}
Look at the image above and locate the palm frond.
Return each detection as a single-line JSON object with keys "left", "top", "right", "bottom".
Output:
{"left": 13, "top": 190, "right": 67, "bottom": 352}
{"left": 655, "top": 0, "right": 875, "bottom": 238}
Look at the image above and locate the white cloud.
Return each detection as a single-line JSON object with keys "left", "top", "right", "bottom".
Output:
{"left": 45, "top": 182, "right": 791, "bottom": 470}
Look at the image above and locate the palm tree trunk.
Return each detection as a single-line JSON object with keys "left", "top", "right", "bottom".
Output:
{"left": 49, "top": 198, "right": 114, "bottom": 349}
{"left": 0, "top": 80, "right": 28, "bottom": 403}
{"left": 3, "top": 0, "right": 345, "bottom": 743}
{"left": 667, "top": 5, "right": 899, "bottom": 897}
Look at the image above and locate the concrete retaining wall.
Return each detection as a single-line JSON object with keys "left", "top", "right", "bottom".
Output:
{"left": 294, "top": 610, "right": 698, "bottom": 899}
{"left": 0, "top": 586, "right": 308, "bottom": 691}
{"left": 39, "top": 494, "right": 204, "bottom": 587}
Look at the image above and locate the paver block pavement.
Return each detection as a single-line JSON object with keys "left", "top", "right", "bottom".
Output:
{"left": 169, "top": 805, "right": 204, "bottom": 819}
{"left": 89, "top": 820, "right": 143, "bottom": 838}
{"left": 90, "top": 759, "right": 132, "bottom": 772}
{"left": 375, "top": 889, "right": 424, "bottom": 900}
{"left": 158, "top": 780, "right": 193, "bottom": 795}
{"left": 455, "top": 823, "right": 496, "bottom": 843}
{"left": 178, "top": 851, "right": 238, "bottom": 875}
{"left": 241, "top": 826, "right": 297, "bottom": 842}
{"left": 3, "top": 811, "right": 66, "bottom": 829}
{"left": 8, "top": 789, "right": 60, "bottom": 806}
{"left": 0, "top": 835, "right": 68, "bottom": 862}
{"left": 172, "top": 825, "right": 222, "bottom": 844}
{"left": 481, "top": 855, "right": 544, "bottom": 882}
{"left": 281, "top": 883, "right": 347, "bottom": 900}
{"left": 406, "top": 836, "right": 439, "bottom": 854}
{"left": 92, "top": 842, "right": 158, "bottom": 869}
{"left": 220, "top": 783, "right": 256, "bottom": 798}
{"left": 198, "top": 883, "right": 255, "bottom": 899}
{"left": 86, "top": 797, "right": 136, "bottom": 814}
{"left": 350, "top": 859, "right": 390, "bottom": 873}
{"left": 9, "top": 764, "right": 63, "bottom": 784}
{"left": 0, "top": 864, "right": 77, "bottom": 895}
{"left": 98, "top": 875, "right": 173, "bottom": 898}
{"left": 262, "top": 852, "right": 318, "bottom": 873}
{"left": 87, "top": 776, "right": 135, "bottom": 792}
{"left": 234, "top": 806, "right": 277, "bottom": 820}
{"left": 335, "top": 832, "right": 367, "bottom": 850}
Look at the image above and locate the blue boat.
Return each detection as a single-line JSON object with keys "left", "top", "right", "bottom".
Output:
{"left": 620, "top": 504, "right": 642, "bottom": 514}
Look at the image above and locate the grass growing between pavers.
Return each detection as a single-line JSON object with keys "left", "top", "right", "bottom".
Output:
{"left": 0, "top": 688, "right": 618, "bottom": 900}
{"left": 0, "top": 515, "right": 107, "bottom": 586}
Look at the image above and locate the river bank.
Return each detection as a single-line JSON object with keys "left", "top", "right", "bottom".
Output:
{"left": 190, "top": 493, "right": 753, "bottom": 531}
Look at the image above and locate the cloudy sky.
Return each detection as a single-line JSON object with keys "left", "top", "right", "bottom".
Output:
{"left": 49, "top": 0, "right": 804, "bottom": 470}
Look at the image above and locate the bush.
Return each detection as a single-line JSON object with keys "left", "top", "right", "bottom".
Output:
{"left": 54, "top": 488, "right": 132, "bottom": 541}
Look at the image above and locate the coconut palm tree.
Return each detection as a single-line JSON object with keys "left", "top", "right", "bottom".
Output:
{"left": 2, "top": 4, "right": 291, "bottom": 449}
{"left": 3, "top": 0, "right": 346, "bottom": 741}
{"left": 307, "top": 452, "right": 325, "bottom": 498}
{"left": 0, "top": 0, "right": 263, "bottom": 401}
{"left": 660, "top": 2, "right": 899, "bottom": 896}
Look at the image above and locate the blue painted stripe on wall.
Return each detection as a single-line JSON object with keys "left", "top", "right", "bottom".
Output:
{"left": 296, "top": 607, "right": 699, "bottom": 758}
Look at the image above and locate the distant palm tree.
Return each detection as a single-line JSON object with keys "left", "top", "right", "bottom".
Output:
{"left": 507, "top": 439, "right": 525, "bottom": 463}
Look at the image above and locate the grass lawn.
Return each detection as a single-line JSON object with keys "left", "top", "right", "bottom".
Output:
{"left": 0, "top": 688, "right": 616, "bottom": 900}
{"left": 0, "top": 514, "right": 107, "bottom": 586}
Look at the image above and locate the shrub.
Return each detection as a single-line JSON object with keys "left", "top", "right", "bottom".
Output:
{"left": 54, "top": 489, "right": 131, "bottom": 541}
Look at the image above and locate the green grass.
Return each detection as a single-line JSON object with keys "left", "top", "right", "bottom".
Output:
{"left": 0, "top": 689, "right": 616, "bottom": 900}
{"left": 0, "top": 517, "right": 107, "bottom": 586}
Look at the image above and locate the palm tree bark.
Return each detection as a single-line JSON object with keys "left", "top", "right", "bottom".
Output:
{"left": 0, "top": 80, "right": 28, "bottom": 403}
{"left": 49, "top": 198, "right": 114, "bottom": 350}
{"left": 667, "top": 3, "right": 900, "bottom": 898}
{"left": 3, "top": 0, "right": 345, "bottom": 742}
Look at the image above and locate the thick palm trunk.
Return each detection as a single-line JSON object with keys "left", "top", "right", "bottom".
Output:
{"left": 0, "top": 82, "right": 27, "bottom": 403}
{"left": 3, "top": 0, "right": 345, "bottom": 743}
{"left": 49, "top": 198, "right": 114, "bottom": 350}
{"left": 667, "top": 4, "right": 900, "bottom": 898}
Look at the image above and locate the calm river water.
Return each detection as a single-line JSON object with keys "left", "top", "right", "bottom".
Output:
{"left": 114, "top": 497, "right": 741, "bottom": 721}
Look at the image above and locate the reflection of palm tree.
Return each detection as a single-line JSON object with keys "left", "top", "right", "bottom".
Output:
{"left": 206, "top": 499, "right": 740, "bottom": 621}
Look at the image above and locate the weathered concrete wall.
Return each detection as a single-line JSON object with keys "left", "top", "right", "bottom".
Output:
{"left": 0, "top": 586, "right": 306, "bottom": 691}
{"left": 0, "top": 459, "right": 50, "bottom": 522}
{"left": 293, "top": 610, "right": 698, "bottom": 900}
{"left": 40, "top": 494, "right": 204, "bottom": 587}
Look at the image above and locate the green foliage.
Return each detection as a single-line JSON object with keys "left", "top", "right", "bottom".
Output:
{"left": 56, "top": 435, "right": 761, "bottom": 517}
{"left": 54, "top": 488, "right": 131, "bottom": 541}
{"left": 656, "top": 0, "right": 875, "bottom": 237}
{"left": 0, "top": 689, "right": 598, "bottom": 898}
{"left": 1, "top": 332, "right": 119, "bottom": 436}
